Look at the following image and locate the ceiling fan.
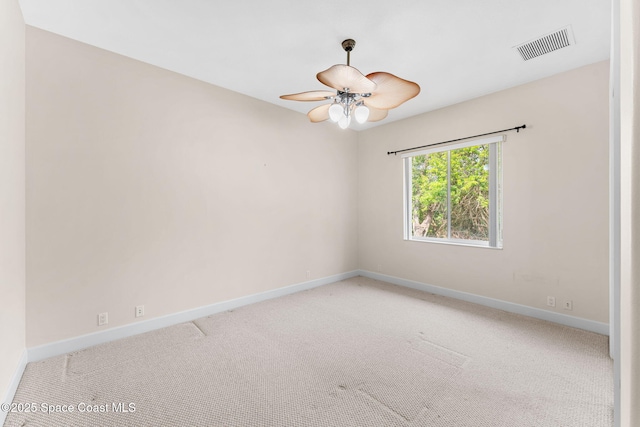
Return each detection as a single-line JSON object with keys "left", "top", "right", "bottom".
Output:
{"left": 280, "top": 39, "right": 421, "bottom": 129}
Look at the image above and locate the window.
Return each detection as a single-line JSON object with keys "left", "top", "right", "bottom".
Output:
{"left": 403, "top": 135, "right": 503, "bottom": 248}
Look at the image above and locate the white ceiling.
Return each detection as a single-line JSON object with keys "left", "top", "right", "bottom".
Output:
{"left": 18, "top": 0, "right": 611, "bottom": 130}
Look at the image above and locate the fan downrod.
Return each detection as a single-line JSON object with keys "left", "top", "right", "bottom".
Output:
{"left": 342, "top": 39, "right": 356, "bottom": 66}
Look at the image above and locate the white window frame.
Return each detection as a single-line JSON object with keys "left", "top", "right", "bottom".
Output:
{"left": 402, "top": 135, "right": 504, "bottom": 248}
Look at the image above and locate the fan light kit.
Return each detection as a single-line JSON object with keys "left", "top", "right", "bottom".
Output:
{"left": 280, "top": 39, "right": 420, "bottom": 129}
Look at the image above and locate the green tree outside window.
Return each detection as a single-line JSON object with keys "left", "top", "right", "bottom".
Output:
{"left": 410, "top": 144, "right": 491, "bottom": 242}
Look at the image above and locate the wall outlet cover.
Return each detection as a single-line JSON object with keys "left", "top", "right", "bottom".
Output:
{"left": 98, "top": 312, "right": 108, "bottom": 326}
{"left": 135, "top": 305, "right": 145, "bottom": 318}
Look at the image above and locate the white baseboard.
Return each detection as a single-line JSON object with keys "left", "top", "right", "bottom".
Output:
{"left": 358, "top": 270, "right": 609, "bottom": 336}
{"left": 0, "top": 349, "right": 28, "bottom": 426}
{"left": 26, "top": 268, "right": 608, "bottom": 364}
{"left": 28, "top": 270, "right": 360, "bottom": 362}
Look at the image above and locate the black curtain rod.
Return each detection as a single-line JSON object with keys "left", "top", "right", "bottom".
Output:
{"left": 387, "top": 124, "right": 527, "bottom": 156}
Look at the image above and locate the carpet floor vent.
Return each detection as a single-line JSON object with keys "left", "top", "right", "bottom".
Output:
{"left": 514, "top": 26, "right": 574, "bottom": 61}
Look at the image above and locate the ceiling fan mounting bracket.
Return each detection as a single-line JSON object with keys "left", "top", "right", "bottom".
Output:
{"left": 341, "top": 39, "right": 356, "bottom": 52}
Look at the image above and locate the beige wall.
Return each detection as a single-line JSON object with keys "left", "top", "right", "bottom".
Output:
{"left": 0, "top": 0, "right": 26, "bottom": 401}
{"left": 358, "top": 61, "right": 609, "bottom": 324}
{"left": 25, "top": 27, "right": 359, "bottom": 347}
{"left": 620, "top": 0, "right": 640, "bottom": 423}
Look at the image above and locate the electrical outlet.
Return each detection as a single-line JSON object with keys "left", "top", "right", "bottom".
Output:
{"left": 135, "top": 305, "right": 145, "bottom": 318}
{"left": 98, "top": 312, "right": 108, "bottom": 326}
{"left": 563, "top": 300, "right": 573, "bottom": 311}
{"left": 546, "top": 296, "right": 556, "bottom": 307}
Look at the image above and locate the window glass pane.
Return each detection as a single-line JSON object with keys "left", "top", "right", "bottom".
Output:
{"left": 404, "top": 138, "right": 502, "bottom": 248}
{"left": 411, "top": 153, "right": 448, "bottom": 238}
{"left": 449, "top": 144, "right": 489, "bottom": 241}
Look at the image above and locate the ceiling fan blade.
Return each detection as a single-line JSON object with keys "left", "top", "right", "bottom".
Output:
{"left": 317, "top": 65, "right": 377, "bottom": 94}
{"left": 364, "top": 72, "right": 420, "bottom": 110}
{"left": 307, "top": 104, "right": 331, "bottom": 123}
{"left": 280, "top": 90, "right": 336, "bottom": 102}
{"left": 367, "top": 106, "right": 389, "bottom": 122}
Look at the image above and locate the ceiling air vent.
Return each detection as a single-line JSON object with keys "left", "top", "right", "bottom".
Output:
{"left": 514, "top": 26, "right": 575, "bottom": 61}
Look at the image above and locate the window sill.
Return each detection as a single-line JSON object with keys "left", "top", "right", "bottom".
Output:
{"left": 405, "top": 237, "right": 503, "bottom": 250}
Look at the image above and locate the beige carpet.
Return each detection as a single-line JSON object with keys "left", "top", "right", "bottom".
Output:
{"left": 5, "top": 277, "right": 613, "bottom": 426}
